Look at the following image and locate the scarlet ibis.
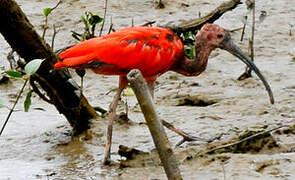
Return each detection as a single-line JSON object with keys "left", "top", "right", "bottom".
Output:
{"left": 55, "top": 24, "right": 274, "bottom": 164}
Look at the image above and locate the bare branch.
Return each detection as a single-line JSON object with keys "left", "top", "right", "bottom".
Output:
{"left": 51, "top": 24, "right": 59, "bottom": 50}
{"left": 168, "top": 0, "right": 242, "bottom": 34}
{"left": 99, "top": 0, "right": 108, "bottom": 36}
{"left": 30, "top": 77, "right": 53, "bottom": 104}
{"left": 206, "top": 125, "right": 285, "bottom": 155}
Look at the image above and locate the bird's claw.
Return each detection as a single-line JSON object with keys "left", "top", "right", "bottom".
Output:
{"left": 175, "top": 133, "right": 225, "bottom": 147}
{"left": 175, "top": 134, "right": 206, "bottom": 147}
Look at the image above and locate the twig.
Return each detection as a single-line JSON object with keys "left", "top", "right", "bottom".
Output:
{"left": 206, "top": 125, "right": 286, "bottom": 154}
{"left": 240, "top": 15, "right": 247, "bottom": 41}
{"left": 141, "top": 21, "right": 156, "bottom": 26}
{"left": 289, "top": 24, "right": 293, "bottom": 36}
{"left": 42, "top": 16, "right": 49, "bottom": 39}
{"left": 107, "top": 17, "right": 113, "bottom": 34}
{"left": 131, "top": 18, "right": 134, "bottom": 27}
{"left": 107, "top": 23, "right": 113, "bottom": 34}
{"left": 51, "top": 0, "right": 62, "bottom": 11}
{"left": 222, "top": 163, "right": 226, "bottom": 180}
{"left": 30, "top": 77, "right": 53, "bottom": 104}
{"left": 34, "top": 73, "right": 64, "bottom": 106}
{"left": 250, "top": 0, "right": 255, "bottom": 62}
{"left": 51, "top": 24, "right": 58, "bottom": 50}
{"left": 7, "top": 50, "right": 17, "bottom": 70}
{"left": 238, "top": 0, "right": 255, "bottom": 80}
{"left": 0, "top": 79, "right": 28, "bottom": 136}
{"left": 99, "top": 0, "right": 108, "bottom": 36}
{"left": 161, "top": 119, "right": 206, "bottom": 144}
{"left": 127, "top": 69, "right": 183, "bottom": 180}
{"left": 230, "top": 27, "right": 243, "bottom": 32}
{"left": 93, "top": 106, "right": 107, "bottom": 114}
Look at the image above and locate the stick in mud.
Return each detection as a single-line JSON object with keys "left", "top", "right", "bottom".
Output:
{"left": 127, "top": 69, "right": 183, "bottom": 180}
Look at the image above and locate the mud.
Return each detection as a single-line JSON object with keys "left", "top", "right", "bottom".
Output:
{"left": 1, "top": 0, "right": 295, "bottom": 179}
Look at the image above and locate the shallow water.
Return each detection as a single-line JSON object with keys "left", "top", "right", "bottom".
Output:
{"left": 1, "top": 0, "right": 295, "bottom": 179}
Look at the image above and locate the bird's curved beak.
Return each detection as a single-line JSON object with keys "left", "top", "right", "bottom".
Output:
{"left": 220, "top": 32, "right": 274, "bottom": 104}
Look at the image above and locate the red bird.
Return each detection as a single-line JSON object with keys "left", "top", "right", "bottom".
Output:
{"left": 55, "top": 24, "right": 274, "bottom": 164}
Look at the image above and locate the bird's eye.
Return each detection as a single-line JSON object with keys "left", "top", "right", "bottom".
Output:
{"left": 217, "top": 34, "right": 223, "bottom": 38}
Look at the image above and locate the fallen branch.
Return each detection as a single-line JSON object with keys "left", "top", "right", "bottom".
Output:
{"left": 168, "top": 0, "right": 242, "bottom": 34}
{"left": 206, "top": 125, "right": 285, "bottom": 155}
{"left": 127, "top": 69, "right": 182, "bottom": 180}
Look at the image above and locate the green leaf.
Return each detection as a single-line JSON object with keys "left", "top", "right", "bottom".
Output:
{"left": 24, "top": 59, "right": 44, "bottom": 75}
{"left": 43, "top": 8, "right": 52, "bottom": 16}
{"left": 184, "top": 47, "right": 194, "bottom": 59}
{"left": 24, "top": 90, "right": 32, "bottom": 112}
{"left": 71, "top": 31, "right": 82, "bottom": 41}
{"left": 5, "top": 70, "right": 23, "bottom": 78}
{"left": 72, "top": 33, "right": 81, "bottom": 41}
{"left": 89, "top": 15, "right": 103, "bottom": 25}
{"left": 81, "top": 15, "right": 87, "bottom": 23}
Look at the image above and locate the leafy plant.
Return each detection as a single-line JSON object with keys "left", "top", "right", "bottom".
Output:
{"left": 41, "top": 0, "right": 62, "bottom": 42}
{"left": 71, "top": 12, "right": 104, "bottom": 41}
{"left": 43, "top": 8, "right": 53, "bottom": 17}
{"left": 0, "top": 59, "right": 44, "bottom": 136}
{"left": 70, "top": 11, "right": 104, "bottom": 93}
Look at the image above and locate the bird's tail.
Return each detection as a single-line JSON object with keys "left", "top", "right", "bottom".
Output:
{"left": 54, "top": 61, "right": 65, "bottom": 68}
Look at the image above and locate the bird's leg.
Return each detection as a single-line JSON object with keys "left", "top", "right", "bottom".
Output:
{"left": 103, "top": 76, "right": 127, "bottom": 165}
{"left": 160, "top": 119, "right": 208, "bottom": 146}
{"left": 145, "top": 79, "right": 204, "bottom": 146}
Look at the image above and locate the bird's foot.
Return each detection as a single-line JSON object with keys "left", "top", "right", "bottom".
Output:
{"left": 102, "top": 157, "right": 111, "bottom": 165}
{"left": 102, "top": 156, "right": 111, "bottom": 165}
{"left": 175, "top": 132, "right": 225, "bottom": 147}
{"left": 238, "top": 69, "right": 252, "bottom": 81}
{"left": 161, "top": 119, "right": 224, "bottom": 146}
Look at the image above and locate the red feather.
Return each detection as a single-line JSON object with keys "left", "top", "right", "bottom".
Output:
{"left": 55, "top": 26, "right": 184, "bottom": 77}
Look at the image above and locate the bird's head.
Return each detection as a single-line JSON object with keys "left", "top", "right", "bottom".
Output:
{"left": 196, "top": 23, "right": 227, "bottom": 48}
{"left": 196, "top": 23, "right": 274, "bottom": 104}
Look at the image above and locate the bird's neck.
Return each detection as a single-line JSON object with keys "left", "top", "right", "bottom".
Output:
{"left": 172, "top": 41, "right": 213, "bottom": 76}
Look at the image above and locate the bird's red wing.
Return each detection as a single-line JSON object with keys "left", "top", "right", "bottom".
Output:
{"left": 55, "top": 26, "right": 184, "bottom": 76}
{"left": 55, "top": 36, "right": 109, "bottom": 68}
